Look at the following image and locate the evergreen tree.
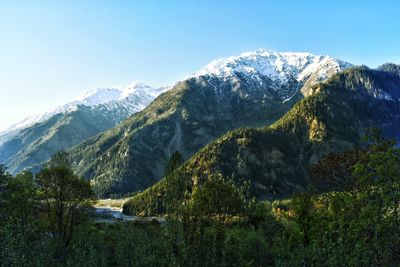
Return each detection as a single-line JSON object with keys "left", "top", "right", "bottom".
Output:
{"left": 165, "top": 150, "right": 183, "bottom": 177}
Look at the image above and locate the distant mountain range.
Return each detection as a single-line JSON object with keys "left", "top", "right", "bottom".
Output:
{"left": 10, "top": 49, "right": 396, "bottom": 203}
{"left": 65, "top": 49, "right": 352, "bottom": 196}
{"left": 0, "top": 82, "right": 168, "bottom": 173}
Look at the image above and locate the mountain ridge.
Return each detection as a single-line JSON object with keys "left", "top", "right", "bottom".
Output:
{"left": 191, "top": 49, "right": 352, "bottom": 99}
{"left": 123, "top": 64, "right": 400, "bottom": 215}
{"left": 0, "top": 82, "right": 168, "bottom": 140}
{"left": 67, "top": 49, "right": 351, "bottom": 196}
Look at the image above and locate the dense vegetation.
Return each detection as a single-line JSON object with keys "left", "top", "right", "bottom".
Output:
{"left": 1, "top": 131, "right": 400, "bottom": 266}
{"left": 0, "top": 152, "right": 94, "bottom": 265}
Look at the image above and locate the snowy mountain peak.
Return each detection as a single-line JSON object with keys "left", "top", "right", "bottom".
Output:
{"left": 1, "top": 82, "right": 169, "bottom": 137}
{"left": 192, "top": 49, "right": 352, "bottom": 85}
{"left": 123, "top": 81, "right": 169, "bottom": 98}
{"left": 76, "top": 87, "right": 126, "bottom": 106}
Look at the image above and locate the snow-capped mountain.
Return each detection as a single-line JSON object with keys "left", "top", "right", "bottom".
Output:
{"left": 67, "top": 49, "right": 354, "bottom": 196}
{"left": 0, "top": 82, "right": 168, "bottom": 144}
{"left": 193, "top": 49, "right": 351, "bottom": 83}
{"left": 4, "top": 83, "right": 166, "bottom": 131}
{"left": 0, "top": 82, "right": 169, "bottom": 174}
{"left": 1, "top": 49, "right": 350, "bottom": 144}
{"left": 0, "top": 48, "right": 353, "bottom": 177}
{"left": 192, "top": 49, "right": 352, "bottom": 100}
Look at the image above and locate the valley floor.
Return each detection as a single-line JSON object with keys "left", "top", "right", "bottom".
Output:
{"left": 94, "top": 198, "right": 165, "bottom": 224}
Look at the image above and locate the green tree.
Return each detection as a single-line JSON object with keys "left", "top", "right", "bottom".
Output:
{"left": 291, "top": 192, "right": 314, "bottom": 248}
{"left": 162, "top": 151, "right": 189, "bottom": 216}
{"left": 0, "top": 168, "right": 52, "bottom": 266}
{"left": 190, "top": 176, "right": 245, "bottom": 221}
{"left": 1, "top": 171, "right": 39, "bottom": 224}
{"left": 351, "top": 129, "right": 400, "bottom": 264}
{"left": 224, "top": 227, "right": 270, "bottom": 266}
{"left": 0, "top": 165, "right": 10, "bottom": 218}
{"left": 310, "top": 149, "right": 363, "bottom": 192}
{"left": 165, "top": 150, "right": 183, "bottom": 177}
{"left": 36, "top": 152, "right": 94, "bottom": 257}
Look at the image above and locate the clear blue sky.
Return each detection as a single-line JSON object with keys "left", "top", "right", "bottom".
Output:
{"left": 1, "top": 0, "right": 399, "bottom": 130}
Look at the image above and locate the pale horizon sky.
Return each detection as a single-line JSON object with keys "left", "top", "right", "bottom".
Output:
{"left": 1, "top": 0, "right": 400, "bottom": 131}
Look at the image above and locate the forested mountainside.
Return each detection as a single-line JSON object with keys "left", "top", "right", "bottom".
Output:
{"left": 124, "top": 64, "right": 400, "bottom": 215}
{"left": 69, "top": 50, "right": 350, "bottom": 196}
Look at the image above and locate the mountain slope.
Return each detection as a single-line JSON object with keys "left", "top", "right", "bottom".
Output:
{"left": 0, "top": 83, "right": 167, "bottom": 174}
{"left": 68, "top": 49, "right": 351, "bottom": 196}
{"left": 123, "top": 64, "right": 400, "bottom": 215}
{"left": 184, "top": 64, "right": 400, "bottom": 198}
